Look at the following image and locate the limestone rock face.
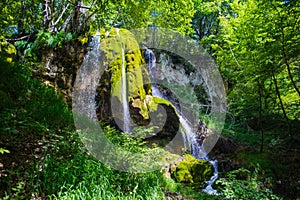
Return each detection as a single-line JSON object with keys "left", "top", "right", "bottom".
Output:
{"left": 96, "top": 29, "right": 180, "bottom": 140}
{"left": 170, "top": 154, "right": 213, "bottom": 183}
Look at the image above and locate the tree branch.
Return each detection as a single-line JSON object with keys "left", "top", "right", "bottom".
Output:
{"left": 58, "top": 10, "right": 74, "bottom": 32}
{"left": 6, "top": 35, "right": 31, "bottom": 42}
{"left": 52, "top": 3, "right": 70, "bottom": 28}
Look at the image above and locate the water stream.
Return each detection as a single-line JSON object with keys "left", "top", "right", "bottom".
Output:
{"left": 116, "top": 28, "right": 131, "bottom": 133}
{"left": 144, "top": 47, "right": 219, "bottom": 195}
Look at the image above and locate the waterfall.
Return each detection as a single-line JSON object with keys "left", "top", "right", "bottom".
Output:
{"left": 116, "top": 28, "right": 131, "bottom": 133}
{"left": 144, "top": 46, "right": 156, "bottom": 80}
{"left": 73, "top": 31, "right": 101, "bottom": 123}
{"left": 144, "top": 47, "right": 219, "bottom": 195}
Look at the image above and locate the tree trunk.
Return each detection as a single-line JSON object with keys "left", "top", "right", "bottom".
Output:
{"left": 281, "top": 28, "right": 300, "bottom": 97}
{"left": 72, "top": 0, "right": 82, "bottom": 33}
{"left": 272, "top": 70, "right": 293, "bottom": 139}
{"left": 285, "top": 57, "right": 300, "bottom": 97}
{"left": 257, "top": 78, "right": 264, "bottom": 153}
{"left": 43, "top": 0, "right": 52, "bottom": 29}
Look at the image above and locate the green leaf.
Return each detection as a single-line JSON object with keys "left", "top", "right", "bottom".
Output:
{"left": 0, "top": 148, "right": 10, "bottom": 154}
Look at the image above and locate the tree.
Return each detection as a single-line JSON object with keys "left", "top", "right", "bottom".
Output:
{"left": 1, "top": 0, "right": 196, "bottom": 40}
{"left": 191, "top": 0, "right": 232, "bottom": 52}
{"left": 212, "top": 0, "right": 299, "bottom": 141}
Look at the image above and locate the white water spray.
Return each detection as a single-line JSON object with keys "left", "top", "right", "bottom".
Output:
{"left": 144, "top": 47, "right": 219, "bottom": 195}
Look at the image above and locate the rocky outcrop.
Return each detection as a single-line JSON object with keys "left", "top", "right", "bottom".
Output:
{"left": 96, "top": 28, "right": 151, "bottom": 125}
{"left": 151, "top": 50, "right": 211, "bottom": 107}
{"left": 34, "top": 28, "right": 181, "bottom": 143}
{"left": 35, "top": 40, "right": 88, "bottom": 103}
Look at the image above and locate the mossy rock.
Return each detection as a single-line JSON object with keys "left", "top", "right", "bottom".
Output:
{"left": 97, "top": 29, "right": 180, "bottom": 136}
{"left": 100, "top": 28, "right": 151, "bottom": 120}
{"left": 172, "top": 154, "right": 213, "bottom": 183}
{"left": 147, "top": 96, "right": 174, "bottom": 112}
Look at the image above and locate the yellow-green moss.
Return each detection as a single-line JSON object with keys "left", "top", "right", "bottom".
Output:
{"left": 173, "top": 154, "right": 213, "bottom": 183}
{"left": 100, "top": 28, "right": 152, "bottom": 120}
{"left": 126, "top": 49, "right": 146, "bottom": 100}
{"left": 147, "top": 96, "right": 174, "bottom": 112}
{"left": 110, "top": 57, "right": 123, "bottom": 101}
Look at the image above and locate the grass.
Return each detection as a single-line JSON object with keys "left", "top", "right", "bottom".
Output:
{"left": 0, "top": 58, "right": 167, "bottom": 199}
{"left": 0, "top": 58, "right": 287, "bottom": 199}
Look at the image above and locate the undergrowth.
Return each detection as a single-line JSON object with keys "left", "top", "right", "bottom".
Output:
{"left": 0, "top": 58, "right": 167, "bottom": 199}
{"left": 0, "top": 58, "right": 284, "bottom": 199}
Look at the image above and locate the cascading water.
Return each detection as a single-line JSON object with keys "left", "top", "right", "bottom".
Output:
{"left": 116, "top": 28, "right": 131, "bottom": 133}
{"left": 73, "top": 31, "right": 101, "bottom": 123}
{"left": 203, "top": 159, "right": 219, "bottom": 195}
{"left": 144, "top": 47, "right": 219, "bottom": 195}
{"left": 144, "top": 46, "right": 156, "bottom": 80}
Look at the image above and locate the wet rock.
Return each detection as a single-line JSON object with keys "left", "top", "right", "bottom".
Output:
{"left": 214, "top": 135, "right": 238, "bottom": 154}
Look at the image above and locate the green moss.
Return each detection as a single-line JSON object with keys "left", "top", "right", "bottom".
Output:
{"left": 110, "top": 57, "right": 123, "bottom": 101}
{"left": 148, "top": 96, "right": 174, "bottom": 112}
{"left": 99, "top": 28, "right": 179, "bottom": 122}
{"left": 126, "top": 50, "right": 146, "bottom": 100}
{"left": 174, "top": 163, "right": 194, "bottom": 183}
{"left": 100, "top": 28, "right": 155, "bottom": 120}
{"left": 173, "top": 154, "right": 213, "bottom": 183}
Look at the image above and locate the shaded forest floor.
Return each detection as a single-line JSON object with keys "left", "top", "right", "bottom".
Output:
{"left": 212, "top": 123, "right": 300, "bottom": 200}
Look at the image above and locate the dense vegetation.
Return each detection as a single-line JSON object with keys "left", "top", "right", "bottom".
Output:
{"left": 1, "top": 0, "right": 299, "bottom": 199}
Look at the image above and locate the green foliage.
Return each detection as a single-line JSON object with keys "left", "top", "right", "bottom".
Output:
{"left": 14, "top": 30, "right": 74, "bottom": 63}
{"left": 0, "top": 58, "right": 167, "bottom": 199}
{"left": 2, "top": 0, "right": 196, "bottom": 54}
{"left": 33, "top": 130, "right": 165, "bottom": 199}
{"left": 0, "top": 36, "right": 16, "bottom": 62}
{"left": 131, "top": 126, "right": 158, "bottom": 138}
{"left": 162, "top": 178, "right": 182, "bottom": 192}
{"left": 0, "top": 148, "right": 10, "bottom": 154}
{"left": 103, "top": 124, "right": 149, "bottom": 153}
{"left": 0, "top": 58, "right": 72, "bottom": 130}
{"left": 216, "top": 167, "right": 281, "bottom": 200}
{"left": 34, "top": 30, "right": 74, "bottom": 49}
{"left": 90, "top": 0, "right": 195, "bottom": 34}
{"left": 210, "top": 0, "right": 300, "bottom": 138}
{"left": 1, "top": 0, "right": 43, "bottom": 38}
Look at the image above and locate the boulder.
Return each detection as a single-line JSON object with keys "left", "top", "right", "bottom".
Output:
{"left": 170, "top": 154, "right": 213, "bottom": 183}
